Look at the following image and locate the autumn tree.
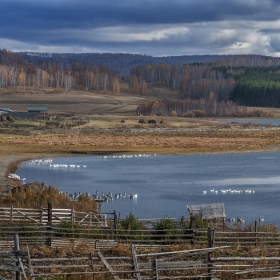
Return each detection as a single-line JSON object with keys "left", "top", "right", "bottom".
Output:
{"left": 110, "top": 77, "right": 120, "bottom": 94}
{"left": 130, "top": 75, "right": 139, "bottom": 94}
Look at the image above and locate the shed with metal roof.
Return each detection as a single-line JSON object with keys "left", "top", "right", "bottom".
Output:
{"left": 26, "top": 107, "right": 48, "bottom": 113}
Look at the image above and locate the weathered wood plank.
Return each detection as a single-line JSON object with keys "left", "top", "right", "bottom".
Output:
{"left": 98, "top": 250, "right": 120, "bottom": 280}
{"left": 131, "top": 244, "right": 141, "bottom": 280}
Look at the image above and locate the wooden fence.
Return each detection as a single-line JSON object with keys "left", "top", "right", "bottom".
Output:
{"left": 0, "top": 224, "right": 280, "bottom": 250}
{"left": 2, "top": 234, "right": 280, "bottom": 280}
{"left": 0, "top": 205, "right": 109, "bottom": 227}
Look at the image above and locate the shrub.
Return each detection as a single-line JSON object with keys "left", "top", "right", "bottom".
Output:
{"left": 120, "top": 212, "right": 146, "bottom": 241}
{"left": 120, "top": 212, "right": 145, "bottom": 231}
{"left": 152, "top": 216, "right": 178, "bottom": 240}
{"left": 193, "top": 110, "right": 207, "bottom": 118}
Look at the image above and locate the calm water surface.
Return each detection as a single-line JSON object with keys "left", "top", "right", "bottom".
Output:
{"left": 16, "top": 152, "right": 280, "bottom": 226}
{"left": 219, "top": 118, "right": 280, "bottom": 126}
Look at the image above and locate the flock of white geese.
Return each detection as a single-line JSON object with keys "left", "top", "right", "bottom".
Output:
{"left": 203, "top": 188, "right": 255, "bottom": 195}
{"left": 23, "top": 154, "right": 156, "bottom": 168}
{"left": 24, "top": 159, "right": 87, "bottom": 168}
{"left": 98, "top": 154, "right": 156, "bottom": 159}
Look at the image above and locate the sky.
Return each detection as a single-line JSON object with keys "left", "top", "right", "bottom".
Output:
{"left": 2, "top": 0, "right": 280, "bottom": 57}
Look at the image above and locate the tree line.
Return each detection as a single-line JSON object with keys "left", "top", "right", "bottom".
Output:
{"left": 136, "top": 97, "right": 270, "bottom": 118}
{"left": 0, "top": 49, "right": 120, "bottom": 94}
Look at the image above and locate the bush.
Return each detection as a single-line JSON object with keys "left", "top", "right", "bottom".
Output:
{"left": 121, "top": 213, "right": 144, "bottom": 231}
{"left": 193, "top": 110, "right": 207, "bottom": 118}
{"left": 120, "top": 212, "right": 146, "bottom": 241}
{"left": 153, "top": 216, "right": 178, "bottom": 240}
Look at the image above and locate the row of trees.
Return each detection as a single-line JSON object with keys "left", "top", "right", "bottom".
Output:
{"left": 130, "top": 64, "right": 235, "bottom": 100}
{"left": 131, "top": 63, "right": 280, "bottom": 111}
{"left": 0, "top": 50, "right": 120, "bottom": 94}
{"left": 136, "top": 95, "right": 270, "bottom": 118}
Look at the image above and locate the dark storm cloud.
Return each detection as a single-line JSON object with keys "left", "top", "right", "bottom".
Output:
{"left": 0, "top": 0, "right": 275, "bottom": 30}
{"left": 0, "top": 0, "right": 280, "bottom": 55}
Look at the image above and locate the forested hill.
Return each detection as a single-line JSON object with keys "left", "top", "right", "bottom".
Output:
{"left": 16, "top": 52, "right": 233, "bottom": 77}
{"left": 3, "top": 49, "right": 280, "bottom": 111}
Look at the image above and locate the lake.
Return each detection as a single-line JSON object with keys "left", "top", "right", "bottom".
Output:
{"left": 16, "top": 151, "right": 280, "bottom": 226}
{"left": 219, "top": 118, "right": 280, "bottom": 126}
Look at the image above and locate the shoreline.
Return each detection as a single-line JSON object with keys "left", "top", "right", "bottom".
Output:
{"left": 1, "top": 146, "right": 278, "bottom": 188}
{"left": 0, "top": 153, "right": 69, "bottom": 187}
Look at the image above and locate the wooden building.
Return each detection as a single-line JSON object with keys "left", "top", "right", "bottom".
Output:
{"left": 187, "top": 203, "right": 226, "bottom": 220}
{"left": 187, "top": 203, "right": 226, "bottom": 229}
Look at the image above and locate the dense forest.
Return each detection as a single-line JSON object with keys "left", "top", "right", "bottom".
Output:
{"left": 229, "top": 67, "right": 280, "bottom": 107}
{"left": 1, "top": 49, "right": 280, "bottom": 117}
{"left": 130, "top": 57, "right": 280, "bottom": 116}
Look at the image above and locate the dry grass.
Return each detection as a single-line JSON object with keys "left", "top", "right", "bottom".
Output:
{"left": 1, "top": 182, "right": 96, "bottom": 211}
{"left": 0, "top": 129, "right": 280, "bottom": 156}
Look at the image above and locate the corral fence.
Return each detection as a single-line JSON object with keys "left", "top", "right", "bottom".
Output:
{"left": 0, "top": 206, "right": 280, "bottom": 248}
{"left": 3, "top": 233, "right": 280, "bottom": 280}
{"left": 0, "top": 205, "right": 109, "bottom": 227}
{"left": 0, "top": 223, "right": 280, "bottom": 250}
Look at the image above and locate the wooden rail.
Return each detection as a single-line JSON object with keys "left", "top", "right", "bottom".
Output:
{"left": 2, "top": 235, "right": 280, "bottom": 279}
{"left": 0, "top": 206, "right": 109, "bottom": 227}
{"left": 0, "top": 224, "right": 280, "bottom": 251}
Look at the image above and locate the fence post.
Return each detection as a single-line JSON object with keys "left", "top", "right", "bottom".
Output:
{"left": 10, "top": 205, "right": 13, "bottom": 222}
{"left": 71, "top": 207, "right": 75, "bottom": 224}
{"left": 14, "top": 234, "right": 20, "bottom": 280}
{"left": 40, "top": 206, "right": 43, "bottom": 224}
{"left": 154, "top": 256, "right": 159, "bottom": 280}
{"left": 46, "top": 202, "right": 52, "bottom": 246}
{"left": 90, "top": 211, "right": 92, "bottom": 226}
{"left": 207, "top": 228, "right": 215, "bottom": 280}
{"left": 114, "top": 210, "right": 118, "bottom": 241}
{"left": 189, "top": 215, "right": 196, "bottom": 244}
{"left": 254, "top": 221, "right": 258, "bottom": 247}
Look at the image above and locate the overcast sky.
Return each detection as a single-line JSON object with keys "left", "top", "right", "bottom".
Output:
{"left": 2, "top": 0, "right": 280, "bottom": 56}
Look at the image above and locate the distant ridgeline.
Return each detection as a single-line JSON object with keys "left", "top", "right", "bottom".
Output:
{"left": 17, "top": 51, "right": 232, "bottom": 77}
{"left": 1, "top": 49, "right": 280, "bottom": 116}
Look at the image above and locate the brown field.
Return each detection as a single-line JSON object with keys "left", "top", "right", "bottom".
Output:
{"left": 0, "top": 90, "right": 152, "bottom": 115}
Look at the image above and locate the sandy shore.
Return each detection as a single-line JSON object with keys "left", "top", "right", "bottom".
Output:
{"left": 0, "top": 152, "right": 89, "bottom": 187}
{"left": 0, "top": 153, "right": 67, "bottom": 187}
{"left": 0, "top": 154, "right": 33, "bottom": 186}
